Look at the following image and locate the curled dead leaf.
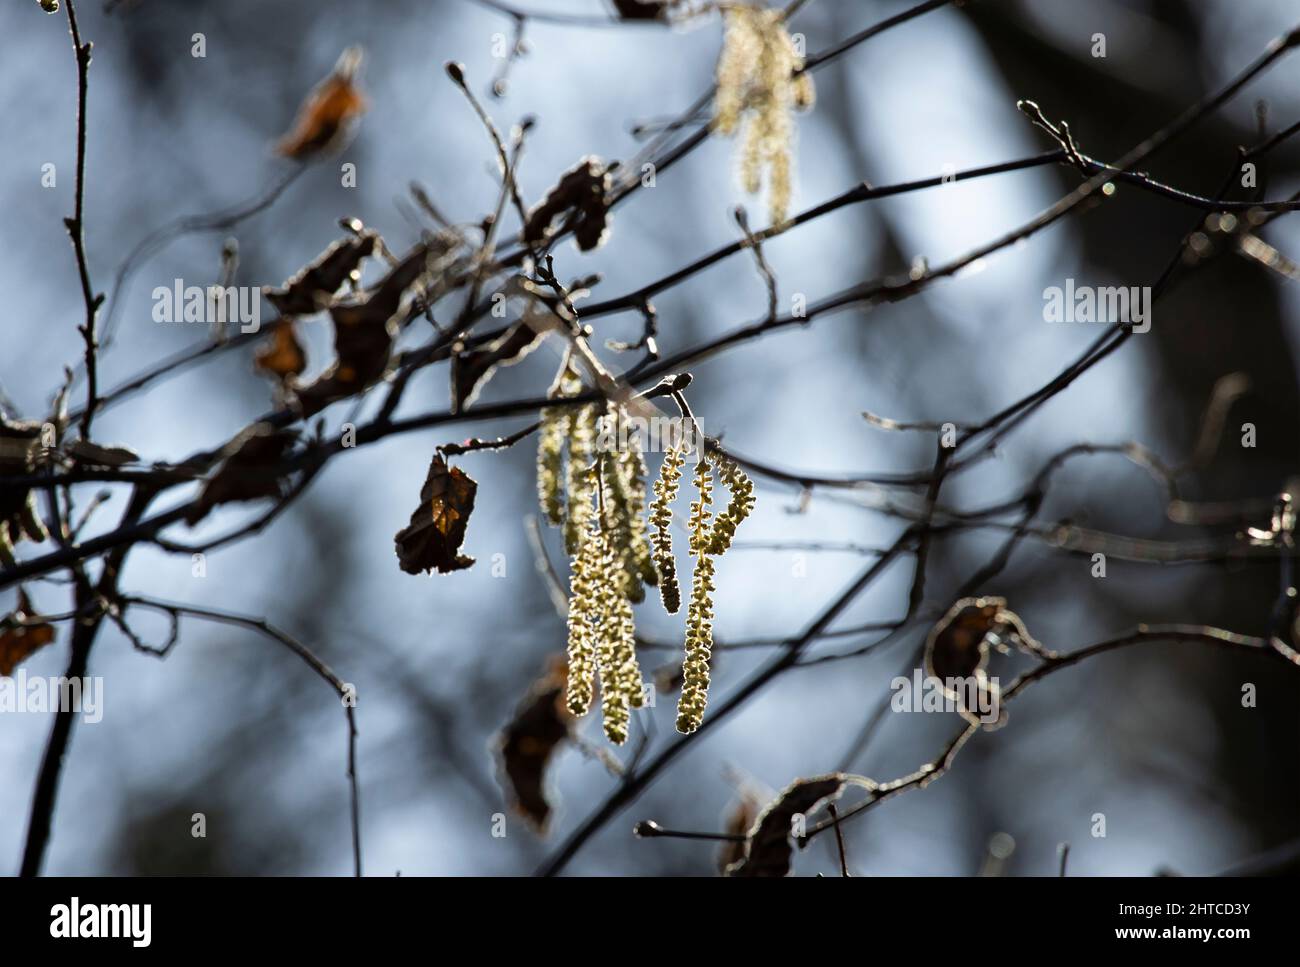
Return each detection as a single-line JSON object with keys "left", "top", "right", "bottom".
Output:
{"left": 254, "top": 322, "right": 307, "bottom": 384}
{"left": 0, "top": 415, "right": 50, "bottom": 566}
{"left": 297, "top": 243, "right": 431, "bottom": 416}
{"left": 523, "top": 157, "right": 614, "bottom": 252}
{"left": 450, "top": 318, "right": 546, "bottom": 413}
{"left": 264, "top": 229, "right": 378, "bottom": 317}
{"left": 717, "top": 787, "right": 764, "bottom": 874}
{"left": 275, "top": 46, "right": 367, "bottom": 160}
{"left": 924, "top": 596, "right": 1041, "bottom": 730}
{"left": 394, "top": 453, "right": 478, "bottom": 574}
{"left": 611, "top": 0, "right": 673, "bottom": 21}
{"left": 925, "top": 597, "right": 1004, "bottom": 682}
{"left": 496, "top": 656, "right": 573, "bottom": 832}
{"left": 185, "top": 423, "right": 297, "bottom": 526}
{"left": 64, "top": 440, "right": 140, "bottom": 469}
{"left": 725, "top": 773, "right": 848, "bottom": 877}
{"left": 0, "top": 590, "right": 56, "bottom": 676}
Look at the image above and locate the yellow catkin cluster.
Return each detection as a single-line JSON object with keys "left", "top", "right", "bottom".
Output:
{"left": 564, "top": 405, "right": 598, "bottom": 555}
{"left": 714, "top": 3, "right": 815, "bottom": 226}
{"left": 677, "top": 458, "right": 716, "bottom": 733}
{"left": 565, "top": 465, "right": 647, "bottom": 744}
{"left": 705, "top": 457, "right": 755, "bottom": 555}
{"left": 536, "top": 409, "right": 569, "bottom": 526}
{"left": 600, "top": 405, "right": 659, "bottom": 603}
{"left": 649, "top": 444, "right": 687, "bottom": 614}
{"left": 538, "top": 360, "right": 584, "bottom": 527}
{"left": 565, "top": 492, "right": 600, "bottom": 718}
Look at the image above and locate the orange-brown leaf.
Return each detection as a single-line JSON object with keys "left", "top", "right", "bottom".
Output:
{"left": 394, "top": 454, "right": 478, "bottom": 574}
{"left": 255, "top": 322, "right": 307, "bottom": 382}
{"left": 275, "top": 47, "right": 367, "bottom": 160}
{"left": 0, "top": 590, "right": 56, "bottom": 676}
{"left": 496, "top": 656, "right": 572, "bottom": 832}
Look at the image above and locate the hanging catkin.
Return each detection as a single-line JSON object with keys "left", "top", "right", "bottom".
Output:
{"left": 676, "top": 458, "right": 716, "bottom": 734}
{"left": 537, "top": 359, "right": 583, "bottom": 526}
{"left": 564, "top": 404, "right": 598, "bottom": 555}
{"left": 706, "top": 456, "right": 755, "bottom": 555}
{"left": 565, "top": 490, "right": 600, "bottom": 717}
{"left": 649, "top": 444, "right": 686, "bottom": 614}
{"left": 714, "top": 3, "right": 815, "bottom": 226}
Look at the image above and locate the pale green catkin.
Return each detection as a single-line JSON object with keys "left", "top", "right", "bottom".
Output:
{"left": 713, "top": 3, "right": 813, "bottom": 226}
{"left": 565, "top": 493, "right": 599, "bottom": 717}
{"left": 706, "top": 456, "right": 755, "bottom": 555}
{"left": 564, "top": 404, "right": 598, "bottom": 556}
{"left": 536, "top": 407, "right": 569, "bottom": 526}
{"left": 540, "top": 358, "right": 583, "bottom": 528}
{"left": 565, "top": 462, "right": 647, "bottom": 744}
{"left": 591, "top": 497, "right": 646, "bottom": 745}
{"left": 600, "top": 406, "right": 659, "bottom": 603}
{"left": 649, "top": 444, "right": 686, "bottom": 614}
{"left": 676, "top": 459, "right": 716, "bottom": 733}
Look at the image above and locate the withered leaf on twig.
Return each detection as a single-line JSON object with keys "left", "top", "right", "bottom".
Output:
{"left": 611, "top": 0, "right": 673, "bottom": 21}
{"left": 725, "top": 773, "right": 847, "bottom": 877}
{"left": 185, "top": 423, "right": 298, "bottom": 525}
{"left": 64, "top": 440, "right": 140, "bottom": 469}
{"left": 275, "top": 46, "right": 368, "bottom": 160}
{"left": 263, "top": 230, "right": 378, "bottom": 317}
{"left": 924, "top": 597, "right": 1004, "bottom": 682}
{"left": 496, "top": 656, "right": 573, "bottom": 832}
{"left": 0, "top": 590, "right": 56, "bottom": 677}
{"left": 394, "top": 453, "right": 478, "bottom": 574}
{"left": 450, "top": 318, "right": 547, "bottom": 413}
{"left": 523, "top": 157, "right": 614, "bottom": 252}
{"left": 717, "top": 787, "right": 765, "bottom": 874}
{"left": 297, "top": 243, "right": 430, "bottom": 416}
{"left": 254, "top": 322, "right": 307, "bottom": 383}
{"left": 0, "top": 415, "right": 50, "bottom": 566}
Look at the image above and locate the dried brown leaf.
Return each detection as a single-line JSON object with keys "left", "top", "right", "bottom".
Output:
{"left": 611, "top": 0, "right": 671, "bottom": 21}
{"left": 254, "top": 322, "right": 307, "bottom": 383}
{"left": 275, "top": 47, "right": 367, "bottom": 160}
{"left": 0, "top": 415, "right": 49, "bottom": 565}
{"left": 297, "top": 243, "right": 430, "bottom": 416}
{"left": 185, "top": 423, "right": 297, "bottom": 526}
{"left": 717, "top": 789, "right": 763, "bottom": 874}
{"left": 450, "top": 318, "right": 546, "bottom": 413}
{"left": 394, "top": 453, "right": 478, "bottom": 574}
{"left": 725, "top": 773, "right": 846, "bottom": 877}
{"left": 496, "top": 656, "right": 573, "bottom": 832}
{"left": 264, "top": 230, "right": 378, "bottom": 317}
{"left": 0, "top": 590, "right": 56, "bottom": 676}
{"left": 923, "top": 596, "right": 1004, "bottom": 682}
{"left": 64, "top": 440, "right": 140, "bottom": 468}
{"left": 523, "top": 157, "right": 613, "bottom": 252}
